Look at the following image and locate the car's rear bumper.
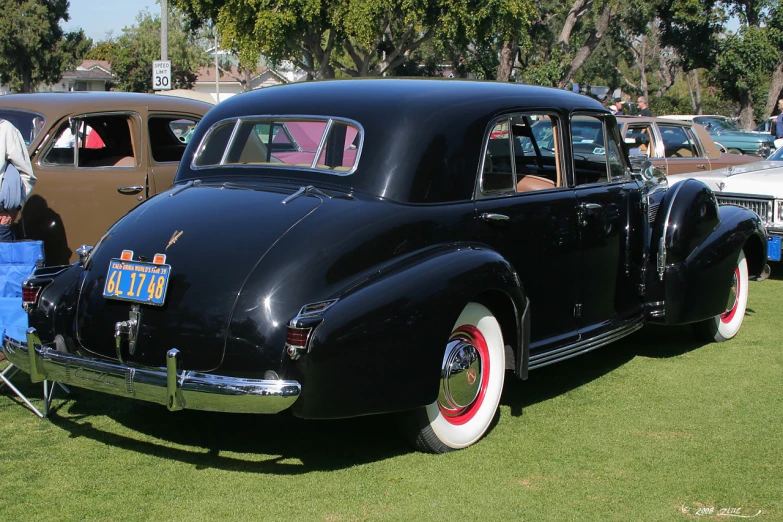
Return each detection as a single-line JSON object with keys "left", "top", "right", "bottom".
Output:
{"left": 2, "top": 328, "right": 301, "bottom": 414}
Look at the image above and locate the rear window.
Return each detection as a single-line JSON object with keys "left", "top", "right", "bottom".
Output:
{"left": 0, "top": 110, "right": 45, "bottom": 146}
{"left": 193, "top": 117, "right": 362, "bottom": 174}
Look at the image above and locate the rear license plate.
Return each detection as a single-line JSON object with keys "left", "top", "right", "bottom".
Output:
{"left": 767, "top": 236, "right": 781, "bottom": 261}
{"left": 103, "top": 259, "right": 172, "bottom": 306}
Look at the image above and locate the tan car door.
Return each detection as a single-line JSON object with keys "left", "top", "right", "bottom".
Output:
{"left": 24, "top": 112, "right": 147, "bottom": 265}
{"left": 656, "top": 123, "right": 711, "bottom": 175}
{"left": 146, "top": 113, "right": 202, "bottom": 194}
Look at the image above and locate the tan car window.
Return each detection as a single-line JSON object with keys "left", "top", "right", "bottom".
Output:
{"left": 659, "top": 125, "right": 698, "bottom": 158}
{"left": 149, "top": 116, "right": 197, "bottom": 162}
{"left": 43, "top": 115, "right": 137, "bottom": 168}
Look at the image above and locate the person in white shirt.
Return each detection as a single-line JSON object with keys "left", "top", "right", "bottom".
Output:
{"left": 0, "top": 119, "right": 37, "bottom": 240}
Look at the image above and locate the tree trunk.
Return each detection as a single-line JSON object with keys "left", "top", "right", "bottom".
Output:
{"left": 686, "top": 71, "right": 696, "bottom": 112}
{"left": 692, "top": 69, "right": 702, "bottom": 114}
{"left": 558, "top": 0, "right": 593, "bottom": 52}
{"left": 637, "top": 35, "right": 648, "bottom": 99}
{"left": 765, "top": 59, "right": 783, "bottom": 117}
{"left": 557, "top": 3, "right": 613, "bottom": 89}
{"left": 496, "top": 39, "right": 517, "bottom": 82}
{"left": 23, "top": 71, "right": 31, "bottom": 93}
{"left": 737, "top": 91, "right": 755, "bottom": 130}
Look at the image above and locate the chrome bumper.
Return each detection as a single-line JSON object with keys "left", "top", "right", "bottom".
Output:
{"left": 2, "top": 328, "right": 301, "bottom": 414}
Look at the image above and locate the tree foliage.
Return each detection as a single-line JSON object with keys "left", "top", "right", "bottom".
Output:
{"left": 89, "top": 10, "right": 208, "bottom": 93}
{"left": 0, "top": 0, "right": 87, "bottom": 92}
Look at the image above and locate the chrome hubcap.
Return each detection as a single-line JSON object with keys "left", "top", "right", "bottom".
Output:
{"left": 438, "top": 339, "right": 482, "bottom": 413}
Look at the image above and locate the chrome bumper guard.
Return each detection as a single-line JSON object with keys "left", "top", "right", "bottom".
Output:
{"left": 1, "top": 328, "right": 301, "bottom": 414}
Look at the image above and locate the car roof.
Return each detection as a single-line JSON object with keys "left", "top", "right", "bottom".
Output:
{"left": 0, "top": 91, "right": 213, "bottom": 115}
{"left": 659, "top": 114, "right": 728, "bottom": 121}
{"left": 616, "top": 115, "right": 696, "bottom": 126}
{"left": 179, "top": 78, "right": 609, "bottom": 204}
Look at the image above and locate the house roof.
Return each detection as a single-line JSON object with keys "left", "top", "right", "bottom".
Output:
{"left": 195, "top": 65, "right": 288, "bottom": 85}
{"left": 61, "top": 60, "right": 114, "bottom": 81}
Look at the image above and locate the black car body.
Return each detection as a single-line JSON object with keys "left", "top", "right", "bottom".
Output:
{"left": 2, "top": 79, "right": 769, "bottom": 452}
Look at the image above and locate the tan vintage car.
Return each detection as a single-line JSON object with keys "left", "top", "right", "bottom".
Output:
{"left": 616, "top": 116, "right": 761, "bottom": 176}
{"left": 0, "top": 92, "right": 212, "bottom": 265}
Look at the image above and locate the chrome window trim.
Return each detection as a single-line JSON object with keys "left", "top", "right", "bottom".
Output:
{"left": 191, "top": 114, "right": 365, "bottom": 176}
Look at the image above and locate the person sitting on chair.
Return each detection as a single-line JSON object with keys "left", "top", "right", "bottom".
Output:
{"left": 0, "top": 119, "right": 36, "bottom": 241}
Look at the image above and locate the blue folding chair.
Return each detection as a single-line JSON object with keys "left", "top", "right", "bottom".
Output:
{"left": 0, "top": 240, "right": 68, "bottom": 417}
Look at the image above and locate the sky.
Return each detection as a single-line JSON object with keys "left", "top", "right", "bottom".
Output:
{"left": 62, "top": 0, "right": 160, "bottom": 42}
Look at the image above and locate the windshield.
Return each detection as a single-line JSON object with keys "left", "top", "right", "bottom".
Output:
{"left": 0, "top": 110, "right": 45, "bottom": 147}
{"left": 694, "top": 116, "right": 737, "bottom": 131}
{"left": 767, "top": 146, "right": 783, "bottom": 161}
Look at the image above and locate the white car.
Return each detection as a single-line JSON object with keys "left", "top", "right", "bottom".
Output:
{"left": 667, "top": 146, "right": 783, "bottom": 261}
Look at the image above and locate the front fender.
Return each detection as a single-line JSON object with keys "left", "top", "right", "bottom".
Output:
{"left": 291, "top": 243, "right": 524, "bottom": 419}
{"left": 650, "top": 179, "right": 766, "bottom": 324}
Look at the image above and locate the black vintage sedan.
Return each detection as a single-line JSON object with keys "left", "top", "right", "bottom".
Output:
{"left": 2, "top": 79, "right": 769, "bottom": 453}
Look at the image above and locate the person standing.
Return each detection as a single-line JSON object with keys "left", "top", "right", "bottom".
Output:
{"left": 613, "top": 98, "right": 624, "bottom": 115}
{"left": 775, "top": 99, "right": 783, "bottom": 145}
{"left": 0, "top": 119, "right": 36, "bottom": 241}
{"left": 637, "top": 96, "right": 652, "bottom": 116}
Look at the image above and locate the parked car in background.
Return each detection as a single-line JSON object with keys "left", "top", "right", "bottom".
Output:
{"left": 2, "top": 80, "right": 768, "bottom": 453}
{"left": 753, "top": 116, "right": 777, "bottom": 135}
{"left": 617, "top": 116, "right": 761, "bottom": 176}
{"left": 0, "top": 93, "right": 213, "bottom": 265}
{"left": 661, "top": 114, "right": 776, "bottom": 157}
{"left": 667, "top": 145, "right": 783, "bottom": 261}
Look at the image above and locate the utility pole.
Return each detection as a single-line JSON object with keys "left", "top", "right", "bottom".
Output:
{"left": 215, "top": 31, "right": 220, "bottom": 103}
{"left": 161, "top": 0, "right": 168, "bottom": 61}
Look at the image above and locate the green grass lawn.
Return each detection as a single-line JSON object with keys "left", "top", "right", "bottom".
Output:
{"left": 1, "top": 275, "right": 781, "bottom": 521}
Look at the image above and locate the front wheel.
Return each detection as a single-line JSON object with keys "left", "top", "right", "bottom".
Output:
{"left": 401, "top": 302, "right": 506, "bottom": 453}
{"left": 692, "top": 250, "right": 749, "bottom": 342}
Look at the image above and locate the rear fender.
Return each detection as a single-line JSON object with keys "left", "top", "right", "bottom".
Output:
{"left": 291, "top": 243, "right": 525, "bottom": 419}
{"left": 648, "top": 179, "right": 765, "bottom": 324}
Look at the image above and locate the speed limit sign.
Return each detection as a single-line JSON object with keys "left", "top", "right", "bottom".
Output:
{"left": 152, "top": 60, "right": 172, "bottom": 90}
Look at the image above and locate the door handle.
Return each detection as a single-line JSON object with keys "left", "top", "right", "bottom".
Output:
{"left": 118, "top": 186, "right": 144, "bottom": 195}
{"left": 696, "top": 164, "right": 707, "bottom": 170}
{"left": 578, "top": 202, "right": 602, "bottom": 226}
{"left": 480, "top": 213, "right": 510, "bottom": 222}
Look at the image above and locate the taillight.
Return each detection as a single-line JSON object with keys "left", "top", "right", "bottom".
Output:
{"left": 22, "top": 285, "right": 43, "bottom": 312}
{"left": 284, "top": 299, "right": 338, "bottom": 360}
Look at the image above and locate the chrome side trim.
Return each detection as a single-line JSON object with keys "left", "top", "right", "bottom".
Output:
{"left": 529, "top": 318, "right": 644, "bottom": 370}
{"left": 2, "top": 329, "right": 300, "bottom": 414}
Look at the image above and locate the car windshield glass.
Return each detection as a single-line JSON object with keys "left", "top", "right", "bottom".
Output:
{"left": 767, "top": 146, "right": 783, "bottom": 161}
{"left": 695, "top": 117, "right": 736, "bottom": 131}
{"left": 0, "top": 110, "right": 45, "bottom": 147}
{"left": 194, "top": 117, "right": 362, "bottom": 174}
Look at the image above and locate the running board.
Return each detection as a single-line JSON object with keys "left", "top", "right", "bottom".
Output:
{"left": 529, "top": 318, "right": 644, "bottom": 370}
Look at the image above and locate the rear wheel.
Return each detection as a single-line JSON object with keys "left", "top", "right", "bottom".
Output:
{"left": 693, "top": 250, "right": 748, "bottom": 342}
{"left": 727, "top": 148, "right": 744, "bottom": 155}
{"left": 401, "top": 302, "right": 505, "bottom": 453}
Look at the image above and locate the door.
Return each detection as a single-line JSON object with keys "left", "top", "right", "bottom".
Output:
{"left": 147, "top": 113, "right": 202, "bottom": 194}
{"left": 657, "top": 123, "right": 711, "bottom": 175}
{"left": 474, "top": 113, "right": 581, "bottom": 349}
{"left": 571, "top": 114, "right": 644, "bottom": 336}
{"left": 25, "top": 112, "right": 147, "bottom": 265}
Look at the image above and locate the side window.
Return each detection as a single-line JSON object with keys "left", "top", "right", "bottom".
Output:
{"left": 659, "top": 125, "right": 696, "bottom": 158}
{"left": 572, "top": 115, "right": 608, "bottom": 185}
{"left": 149, "top": 116, "right": 199, "bottom": 162}
{"left": 42, "top": 114, "right": 137, "bottom": 168}
{"left": 480, "top": 113, "right": 561, "bottom": 195}
{"left": 624, "top": 125, "right": 653, "bottom": 157}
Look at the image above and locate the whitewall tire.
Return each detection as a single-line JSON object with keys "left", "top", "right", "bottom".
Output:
{"left": 403, "top": 302, "right": 505, "bottom": 453}
{"left": 693, "top": 249, "right": 749, "bottom": 342}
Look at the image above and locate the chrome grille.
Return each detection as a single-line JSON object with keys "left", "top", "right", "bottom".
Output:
{"left": 715, "top": 195, "right": 772, "bottom": 224}
{"left": 648, "top": 203, "right": 659, "bottom": 224}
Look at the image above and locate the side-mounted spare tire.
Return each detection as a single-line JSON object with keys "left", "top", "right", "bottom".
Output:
{"left": 692, "top": 249, "right": 749, "bottom": 342}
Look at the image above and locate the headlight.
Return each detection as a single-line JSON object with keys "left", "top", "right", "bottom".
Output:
{"left": 777, "top": 200, "right": 783, "bottom": 222}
